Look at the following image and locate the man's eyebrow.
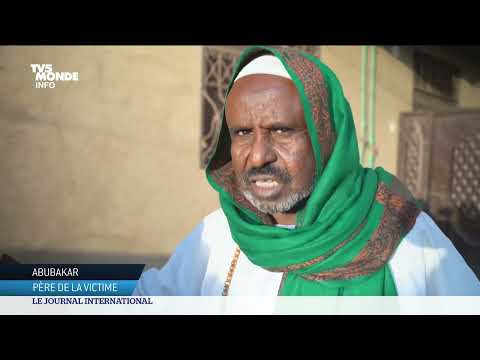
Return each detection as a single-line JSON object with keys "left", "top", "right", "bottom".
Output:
{"left": 229, "top": 126, "right": 252, "bottom": 132}
{"left": 261, "top": 120, "right": 299, "bottom": 129}
{"left": 269, "top": 122, "right": 295, "bottom": 128}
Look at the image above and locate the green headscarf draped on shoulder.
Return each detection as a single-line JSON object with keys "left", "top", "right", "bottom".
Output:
{"left": 206, "top": 46, "right": 420, "bottom": 296}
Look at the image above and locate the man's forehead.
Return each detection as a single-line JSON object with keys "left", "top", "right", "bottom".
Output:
{"left": 227, "top": 74, "right": 298, "bottom": 104}
{"left": 225, "top": 75, "right": 304, "bottom": 127}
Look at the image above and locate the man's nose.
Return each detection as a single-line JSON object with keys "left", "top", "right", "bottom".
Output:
{"left": 249, "top": 132, "right": 277, "bottom": 168}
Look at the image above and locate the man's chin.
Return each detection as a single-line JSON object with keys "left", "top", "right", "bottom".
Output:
{"left": 242, "top": 191, "right": 290, "bottom": 214}
{"left": 241, "top": 185, "right": 313, "bottom": 215}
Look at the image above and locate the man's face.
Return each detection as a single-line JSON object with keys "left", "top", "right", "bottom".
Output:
{"left": 225, "top": 74, "right": 316, "bottom": 215}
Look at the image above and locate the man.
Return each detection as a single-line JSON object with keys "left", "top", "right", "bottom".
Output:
{"left": 134, "top": 46, "right": 480, "bottom": 296}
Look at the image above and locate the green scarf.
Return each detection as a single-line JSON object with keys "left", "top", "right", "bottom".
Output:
{"left": 206, "top": 46, "right": 420, "bottom": 296}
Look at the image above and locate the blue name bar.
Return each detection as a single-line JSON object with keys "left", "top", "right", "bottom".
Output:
{"left": 0, "top": 280, "right": 138, "bottom": 296}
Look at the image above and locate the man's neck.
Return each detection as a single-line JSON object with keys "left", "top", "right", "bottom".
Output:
{"left": 272, "top": 212, "right": 296, "bottom": 225}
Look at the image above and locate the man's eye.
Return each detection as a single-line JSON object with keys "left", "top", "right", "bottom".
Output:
{"left": 236, "top": 129, "right": 251, "bottom": 136}
{"left": 273, "top": 128, "right": 291, "bottom": 134}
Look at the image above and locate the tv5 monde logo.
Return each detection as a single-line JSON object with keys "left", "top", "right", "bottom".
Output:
{"left": 30, "top": 64, "right": 79, "bottom": 88}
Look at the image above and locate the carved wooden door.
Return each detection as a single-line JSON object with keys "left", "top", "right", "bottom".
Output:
{"left": 397, "top": 110, "right": 480, "bottom": 276}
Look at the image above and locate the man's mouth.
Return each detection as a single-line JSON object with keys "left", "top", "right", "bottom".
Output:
{"left": 253, "top": 179, "right": 280, "bottom": 188}
{"left": 248, "top": 176, "right": 283, "bottom": 197}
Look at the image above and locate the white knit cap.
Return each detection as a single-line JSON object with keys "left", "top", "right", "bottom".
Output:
{"left": 234, "top": 55, "right": 292, "bottom": 82}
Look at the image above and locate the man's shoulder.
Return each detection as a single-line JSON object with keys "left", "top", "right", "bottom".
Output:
{"left": 187, "top": 208, "right": 230, "bottom": 244}
{"left": 390, "top": 211, "right": 447, "bottom": 276}
{"left": 392, "top": 210, "right": 480, "bottom": 293}
{"left": 403, "top": 211, "right": 452, "bottom": 251}
{"left": 202, "top": 208, "right": 228, "bottom": 227}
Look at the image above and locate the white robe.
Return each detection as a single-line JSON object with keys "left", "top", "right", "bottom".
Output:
{"left": 133, "top": 209, "right": 480, "bottom": 296}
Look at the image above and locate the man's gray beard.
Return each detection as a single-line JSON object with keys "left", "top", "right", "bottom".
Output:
{"left": 241, "top": 182, "right": 314, "bottom": 214}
